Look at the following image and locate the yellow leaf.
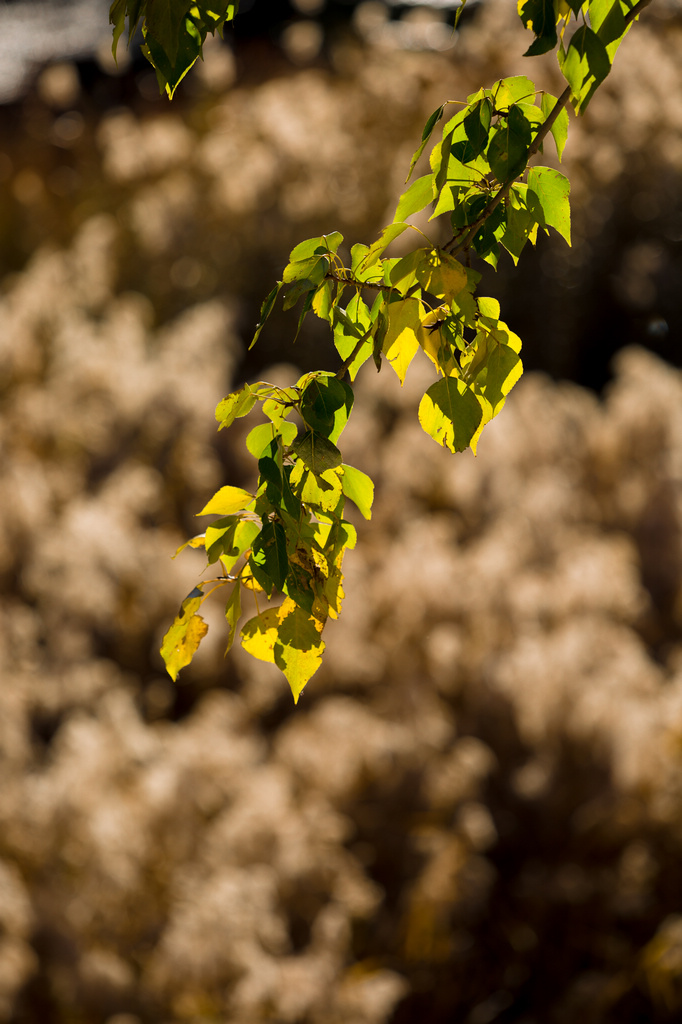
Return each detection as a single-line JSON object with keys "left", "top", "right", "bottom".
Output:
{"left": 160, "top": 587, "right": 209, "bottom": 681}
{"left": 197, "top": 486, "right": 254, "bottom": 517}
{"left": 241, "top": 597, "right": 326, "bottom": 703}
{"left": 383, "top": 297, "right": 424, "bottom": 385}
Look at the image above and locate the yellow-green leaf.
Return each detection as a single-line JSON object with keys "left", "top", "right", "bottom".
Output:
{"left": 240, "top": 598, "right": 326, "bottom": 703}
{"left": 418, "top": 377, "right": 483, "bottom": 453}
{"left": 160, "top": 587, "right": 209, "bottom": 681}
{"left": 341, "top": 464, "right": 374, "bottom": 520}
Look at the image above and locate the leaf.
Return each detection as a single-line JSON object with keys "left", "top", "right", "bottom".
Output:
{"left": 145, "top": 0, "right": 193, "bottom": 64}
{"left": 160, "top": 587, "right": 209, "bottom": 681}
{"left": 558, "top": 25, "right": 611, "bottom": 113}
{"left": 518, "top": 0, "right": 558, "bottom": 55}
{"left": 463, "top": 97, "right": 493, "bottom": 159}
{"left": 500, "top": 183, "right": 539, "bottom": 262}
{"left": 291, "top": 432, "right": 343, "bottom": 474}
{"left": 289, "top": 232, "right": 343, "bottom": 262}
{"left": 197, "top": 486, "right": 254, "bottom": 517}
{"left": 487, "top": 104, "right": 532, "bottom": 183}
{"left": 143, "top": 19, "right": 201, "bottom": 100}
{"left": 394, "top": 174, "right": 434, "bottom": 223}
{"left": 300, "top": 375, "right": 354, "bottom": 442}
{"left": 282, "top": 254, "right": 329, "bottom": 286}
{"left": 250, "top": 282, "right": 281, "bottom": 349}
{"left": 494, "top": 75, "right": 537, "bottom": 107}
{"left": 382, "top": 296, "right": 423, "bottom": 385}
{"left": 246, "top": 420, "right": 297, "bottom": 459}
{"left": 205, "top": 515, "right": 238, "bottom": 564}
{"left": 415, "top": 250, "right": 468, "bottom": 302}
{"left": 527, "top": 166, "right": 571, "bottom": 244}
{"left": 215, "top": 384, "right": 257, "bottom": 430}
{"left": 540, "top": 92, "right": 569, "bottom": 161}
{"left": 341, "top": 464, "right": 374, "bottom": 520}
{"left": 333, "top": 296, "right": 373, "bottom": 380}
{"left": 590, "top": 0, "right": 631, "bottom": 62}
{"left": 219, "top": 520, "right": 260, "bottom": 573}
{"left": 418, "top": 377, "right": 483, "bottom": 454}
{"left": 224, "top": 582, "right": 242, "bottom": 654}
{"left": 406, "top": 104, "right": 446, "bottom": 182}
{"left": 241, "top": 598, "right": 326, "bottom": 702}
{"left": 110, "top": 0, "right": 127, "bottom": 61}
{"left": 362, "top": 223, "right": 411, "bottom": 269}
{"left": 250, "top": 520, "right": 288, "bottom": 592}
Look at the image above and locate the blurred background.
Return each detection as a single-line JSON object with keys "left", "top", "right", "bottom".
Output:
{"left": 1, "top": 0, "right": 682, "bottom": 1021}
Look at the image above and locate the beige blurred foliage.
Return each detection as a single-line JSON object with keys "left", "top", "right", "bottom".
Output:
{"left": 0, "top": 1, "right": 682, "bottom": 1021}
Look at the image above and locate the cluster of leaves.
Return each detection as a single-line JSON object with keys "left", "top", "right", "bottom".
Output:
{"left": 109, "top": 0, "right": 239, "bottom": 97}
{"left": 154, "top": 0, "right": 650, "bottom": 700}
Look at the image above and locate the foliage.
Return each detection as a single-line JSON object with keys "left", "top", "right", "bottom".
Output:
{"left": 110, "top": 0, "right": 653, "bottom": 700}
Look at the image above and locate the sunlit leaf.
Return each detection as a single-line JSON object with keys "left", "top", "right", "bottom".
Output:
{"left": 224, "top": 582, "right": 242, "bottom": 654}
{"left": 215, "top": 384, "right": 257, "bottom": 430}
{"left": 418, "top": 377, "right": 482, "bottom": 453}
{"left": 394, "top": 174, "right": 434, "bottom": 223}
{"left": 382, "top": 296, "right": 423, "bottom": 385}
{"left": 558, "top": 24, "right": 611, "bottom": 113}
{"left": 241, "top": 598, "right": 326, "bottom": 702}
{"left": 197, "top": 485, "right": 254, "bottom": 516}
{"left": 160, "top": 586, "right": 209, "bottom": 681}
{"left": 341, "top": 464, "right": 374, "bottom": 520}
{"left": 527, "top": 166, "right": 571, "bottom": 244}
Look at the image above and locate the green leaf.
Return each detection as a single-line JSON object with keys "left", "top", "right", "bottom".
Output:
{"left": 246, "top": 420, "right": 297, "bottom": 459}
{"left": 393, "top": 174, "right": 434, "bottom": 224}
{"left": 558, "top": 25, "right": 611, "bottom": 113}
{"left": 143, "top": 15, "right": 201, "bottom": 99}
{"left": 249, "top": 282, "right": 281, "bottom": 349}
{"left": 224, "top": 582, "right": 242, "bottom": 654}
{"left": 205, "top": 515, "right": 238, "bottom": 564}
{"left": 341, "top": 464, "right": 374, "bottom": 520}
{"left": 160, "top": 586, "right": 209, "bottom": 681}
{"left": 540, "top": 92, "right": 569, "bottom": 161}
{"left": 494, "top": 75, "right": 537, "bottom": 107}
{"left": 250, "top": 520, "right": 288, "bottom": 592}
{"left": 333, "top": 295, "right": 373, "bottom": 380}
{"left": 463, "top": 98, "right": 493, "bottom": 159}
{"left": 215, "top": 384, "right": 257, "bottom": 430}
{"left": 362, "top": 223, "right": 411, "bottom": 269}
{"left": 500, "top": 184, "right": 539, "bottom": 263}
{"left": 292, "top": 431, "right": 343, "bottom": 474}
{"left": 300, "top": 375, "right": 353, "bottom": 442}
{"left": 418, "top": 377, "right": 483, "bottom": 454}
{"left": 145, "top": 0, "right": 193, "bottom": 64}
{"left": 518, "top": 0, "right": 558, "bottom": 56}
{"left": 289, "top": 232, "right": 343, "bottom": 262}
{"left": 219, "top": 520, "right": 260, "bottom": 573}
{"left": 406, "top": 104, "right": 446, "bottom": 182}
{"left": 527, "top": 166, "right": 571, "bottom": 244}
{"left": 110, "top": 0, "right": 127, "bottom": 60}
{"left": 487, "top": 104, "right": 532, "bottom": 183}
{"left": 590, "top": 0, "right": 631, "bottom": 61}
{"left": 282, "top": 254, "right": 329, "bottom": 285}
{"left": 241, "top": 598, "right": 325, "bottom": 703}
{"left": 197, "top": 486, "right": 254, "bottom": 516}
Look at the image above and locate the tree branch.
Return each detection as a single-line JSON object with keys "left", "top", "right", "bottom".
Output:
{"left": 443, "top": 84, "right": 573, "bottom": 257}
